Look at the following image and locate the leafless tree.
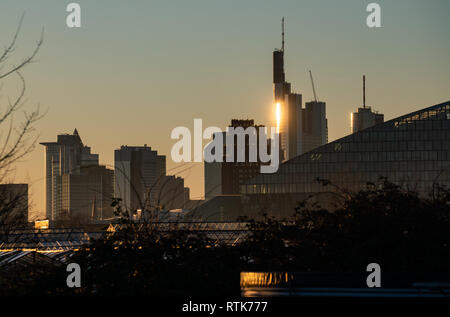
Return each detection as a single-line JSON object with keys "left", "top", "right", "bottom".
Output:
{"left": 0, "top": 13, "right": 44, "bottom": 235}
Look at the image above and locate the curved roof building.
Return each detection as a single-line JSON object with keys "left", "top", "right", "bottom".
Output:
{"left": 240, "top": 101, "right": 450, "bottom": 219}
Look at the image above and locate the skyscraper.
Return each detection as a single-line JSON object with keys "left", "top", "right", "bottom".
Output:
{"left": 154, "top": 175, "right": 190, "bottom": 210}
{"left": 351, "top": 107, "right": 384, "bottom": 133}
{"left": 61, "top": 165, "right": 114, "bottom": 222}
{"left": 40, "top": 129, "right": 103, "bottom": 221}
{"left": 302, "top": 101, "right": 328, "bottom": 153}
{"left": 204, "top": 119, "right": 268, "bottom": 200}
{"left": 286, "top": 92, "right": 302, "bottom": 159}
{"left": 272, "top": 18, "right": 328, "bottom": 160}
{"left": 351, "top": 75, "right": 384, "bottom": 133}
{"left": 114, "top": 145, "right": 166, "bottom": 214}
{"left": 273, "top": 18, "right": 291, "bottom": 160}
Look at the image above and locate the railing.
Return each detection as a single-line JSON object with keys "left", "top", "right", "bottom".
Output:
{"left": 0, "top": 222, "right": 252, "bottom": 251}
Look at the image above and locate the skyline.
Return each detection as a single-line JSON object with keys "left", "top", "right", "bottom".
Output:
{"left": 0, "top": 0, "right": 449, "bottom": 220}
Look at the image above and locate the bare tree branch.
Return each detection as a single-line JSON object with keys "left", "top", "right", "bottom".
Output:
{"left": 0, "top": 26, "right": 43, "bottom": 80}
{"left": 0, "top": 14, "right": 44, "bottom": 232}
{"left": 0, "top": 12, "right": 25, "bottom": 64}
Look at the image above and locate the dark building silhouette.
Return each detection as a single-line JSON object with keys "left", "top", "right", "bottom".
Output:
{"left": 204, "top": 119, "right": 267, "bottom": 200}
{"left": 114, "top": 145, "right": 166, "bottom": 214}
{"left": 61, "top": 165, "right": 114, "bottom": 222}
{"left": 302, "top": 101, "right": 328, "bottom": 153}
{"left": 273, "top": 49, "right": 285, "bottom": 84}
{"left": 115, "top": 145, "right": 192, "bottom": 216}
{"left": 351, "top": 75, "right": 384, "bottom": 133}
{"left": 352, "top": 107, "right": 384, "bottom": 133}
{"left": 0, "top": 184, "right": 28, "bottom": 225}
{"left": 153, "top": 175, "right": 190, "bottom": 211}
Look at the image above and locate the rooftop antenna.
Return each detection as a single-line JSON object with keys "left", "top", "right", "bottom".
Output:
{"left": 309, "top": 70, "right": 318, "bottom": 102}
{"left": 282, "top": 17, "right": 285, "bottom": 52}
{"left": 363, "top": 75, "right": 366, "bottom": 109}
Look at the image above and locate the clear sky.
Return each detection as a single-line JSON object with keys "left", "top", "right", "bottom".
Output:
{"left": 0, "top": 0, "right": 449, "bottom": 220}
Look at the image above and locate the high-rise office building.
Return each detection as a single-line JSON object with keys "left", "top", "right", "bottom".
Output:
{"left": 61, "top": 165, "right": 114, "bottom": 222}
{"left": 272, "top": 18, "right": 327, "bottom": 160}
{"left": 285, "top": 92, "right": 302, "bottom": 159}
{"left": 351, "top": 75, "right": 384, "bottom": 133}
{"left": 204, "top": 119, "right": 268, "bottom": 200}
{"left": 40, "top": 129, "right": 102, "bottom": 221}
{"left": 351, "top": 107, "right": 384, "bottom": 133}
{"left": 114, "top": 145, "right": 166, "bottom": 213}
{"left": 273, "top": 18, "right": 291, "bottom": 160}
{"left": 302, "top": 101, "right": 328, "bottom": 153}
{"left": 154, "top": 175, "right": 190, "bottom": 210}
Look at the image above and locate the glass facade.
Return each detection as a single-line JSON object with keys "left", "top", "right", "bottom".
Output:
{"left": 241, "top": 101, "right": 450, "bottom": 215}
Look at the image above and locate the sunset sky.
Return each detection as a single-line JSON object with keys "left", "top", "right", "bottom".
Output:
{"left": 0, "top": 0, "right": 449, "bottom": 220}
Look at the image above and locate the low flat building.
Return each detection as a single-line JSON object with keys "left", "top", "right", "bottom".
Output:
{"left": 187, "top": 195, "right": 244, "bottom": 222}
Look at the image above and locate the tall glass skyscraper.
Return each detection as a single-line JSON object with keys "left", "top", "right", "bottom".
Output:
{"left": 272, "top": 19, "right": 327, "bottom": 161}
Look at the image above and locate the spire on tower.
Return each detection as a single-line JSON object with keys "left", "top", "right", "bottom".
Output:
{"left": 273, "top": 17, "right": 286, "bottom": 84}
{"left": 363, "top": 75, "right": 366, "bottom": 109}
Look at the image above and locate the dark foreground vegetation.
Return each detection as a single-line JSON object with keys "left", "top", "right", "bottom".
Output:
{"left": 1, "top": 178, "right": 449, "bottom": 296}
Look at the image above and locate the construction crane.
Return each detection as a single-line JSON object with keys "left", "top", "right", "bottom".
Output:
{"left": 309, "top": 70, "right": 318, "bottom": 102}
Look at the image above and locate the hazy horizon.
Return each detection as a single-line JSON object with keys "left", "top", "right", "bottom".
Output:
{"left": 0, "top": 0, "right": 448, "bottom": 220}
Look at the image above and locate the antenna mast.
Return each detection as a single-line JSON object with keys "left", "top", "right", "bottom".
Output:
{"left": 282, "top": 17, "right": 285, "bottom": 52}
{"left": 309, "top": 70, "right": 318, "bottom": 102}
{"left": 363, "top": 75, "right": 366, "bottom": 109}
